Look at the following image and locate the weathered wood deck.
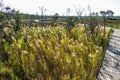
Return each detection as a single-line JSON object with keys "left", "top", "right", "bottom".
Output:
{"left": 97, "top": 29, "right": 120, "bottom": 80}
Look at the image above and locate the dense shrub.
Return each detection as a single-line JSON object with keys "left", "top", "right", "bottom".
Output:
{"left": 0, "top": 25, "right": 110, "bottom": 80}
{"left": 65, "top": 17, "right": 79, "bottom": 31}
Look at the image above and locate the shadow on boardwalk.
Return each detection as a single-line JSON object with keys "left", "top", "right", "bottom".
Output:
{"left": 97, "top": 29, "right": 120, "bottom": 80}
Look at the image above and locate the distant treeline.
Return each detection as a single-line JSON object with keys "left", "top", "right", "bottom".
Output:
{"left": 1, "top": 11, "right": 120, "bottom": 20}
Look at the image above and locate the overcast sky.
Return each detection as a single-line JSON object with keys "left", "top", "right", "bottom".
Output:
{"left": 2, "top": 0, "right": 120, "bottom": 16}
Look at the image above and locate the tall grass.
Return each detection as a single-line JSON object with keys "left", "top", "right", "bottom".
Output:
{"left": 0, "top": 25, "right": 111, "bottom": 80}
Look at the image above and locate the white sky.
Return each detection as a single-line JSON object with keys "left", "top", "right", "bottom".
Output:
{"left": 2, "top": 0, "right": 120, "bottom": 16}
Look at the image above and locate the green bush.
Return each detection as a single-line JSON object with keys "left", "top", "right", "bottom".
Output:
{"left": 65, "top": 17, "right": 79, "bottom": 31}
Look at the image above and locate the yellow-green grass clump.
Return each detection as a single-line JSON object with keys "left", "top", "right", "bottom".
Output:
{"left": 0, "top": 25, "right": 110, "bottom": 80}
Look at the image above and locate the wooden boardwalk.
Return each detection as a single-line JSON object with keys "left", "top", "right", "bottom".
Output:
{"left": 97, "top": 29, "right": 120, "bottom": 80}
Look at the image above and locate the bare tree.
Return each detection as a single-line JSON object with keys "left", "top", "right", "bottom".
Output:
{"left": 88, "top": 5, "right": 93, "bottom": 33}
{"left": 74, "top": 5, "right": 84, "bottom": 23}
{"left": 66, "top": 8, "right": 71, "bottom": 16}
{"left": 100, "top": 11, "right": 107, "bottom": 36}
{"left": 39, "top": 6, "right": 47, "bottom": 22}
{"left": 87, "top": 5, "right": 99, "bottom": 34}
{"left": 0, "top": 0, "right": 3, "bottom": 11}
